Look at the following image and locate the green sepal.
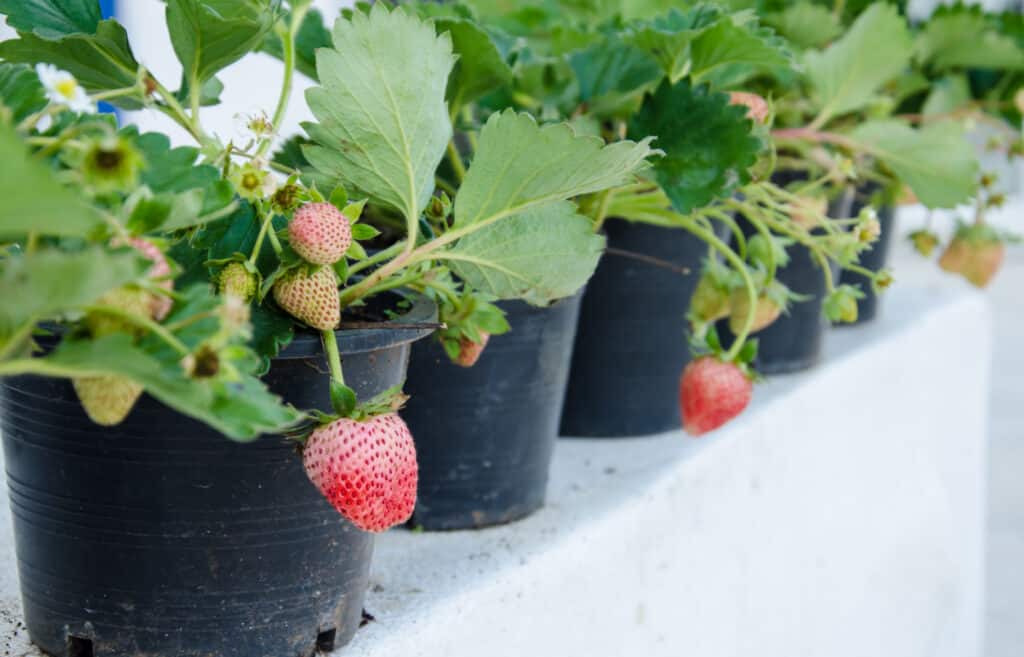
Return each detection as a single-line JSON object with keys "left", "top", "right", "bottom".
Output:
{"left": 330, "top": 381, "right": 358, "bottom": 417}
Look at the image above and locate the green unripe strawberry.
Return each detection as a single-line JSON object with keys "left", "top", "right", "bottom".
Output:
{"left": 73, "top": 375, "right": 144, "bottom": 426}
{"left": 219, "top": 262, "right": 258, "bottom": 302}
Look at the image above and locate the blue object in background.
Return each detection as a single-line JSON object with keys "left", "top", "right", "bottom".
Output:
{"left": 98, "top": 0, "right": 117, "bottom": 116}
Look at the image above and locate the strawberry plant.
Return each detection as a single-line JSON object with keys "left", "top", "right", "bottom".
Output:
{"left": 0, "top": 0, "right": 655, "bottom": 533}
{"left": 410, "top": 0, "right": 885, "bottom": 435}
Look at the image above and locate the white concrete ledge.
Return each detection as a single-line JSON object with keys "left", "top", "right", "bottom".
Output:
{"left": 0, "top": 286, "right": 991, "bottom": 657}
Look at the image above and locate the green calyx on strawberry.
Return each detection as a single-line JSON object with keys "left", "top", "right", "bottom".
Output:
{"left": 301, "top": 385, "right": 418, "bottom": 532}
{"left": 429, "top": 283, "right": 509, "bottom": 368}
{"left": 909, "top": 229, "right": 940, "bottom": 257}
{"left": 746, "top": 234, "right": 793, "bottom": 272}
{"left": 823, "top": 284, "right": 866, "bottom": 324}
{"left": 938, "top": 221, "right": 1010, "bottom": 289}
{"left": 688, "top": 258, "right": 735, "bottom": 326}
{"left": 218, "top": 261, "right": 259, "bottom": 303}
{"left": 680, "top": 327, "right": 758, "bottom": 437}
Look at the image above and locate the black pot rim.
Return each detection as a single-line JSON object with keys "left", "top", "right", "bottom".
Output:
{"left": 279, "top": 288, "right": 438, "bottom": 359}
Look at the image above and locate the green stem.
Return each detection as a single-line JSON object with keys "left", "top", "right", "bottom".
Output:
{"left": 677, "top": 216, "right": 757, "bottom": 362}
{"left": 361, "top": 269, "right": 422, "bottom": 297}
{"left": 338, "top": 249, "right": 418, "bottom": 306}
{"left": 0, "top": 321, "right": 38, "bottom": 362}
{"left": 348, "top": 241, "right": 407, "bottom": 276}
{"left": 82, "top": 305, "right": 190, "bottom": 356}
{"left": 248, "top": 211, "right": 276, "bottom": 265}
{"left": 154, "top": 80, "right": 205, "bottom": 143}
{"left": 258, "top": 8, "right": 306, "bottom": 158}
{"left": 321, "top": 328, "right": 345, "bottom": 386}
{"left": 705, "top": 208, "right": 746, "bottom": 260}
{"left": 591, "top": 188, "right": 617, "bottom": 231}
{"left": 447, "top": 140, "right": 467, "bottom": 182}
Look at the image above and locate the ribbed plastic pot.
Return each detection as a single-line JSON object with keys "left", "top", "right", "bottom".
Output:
{"left": 560, "top": 219, "right": 717, "bottom": 438}
{"left": 0, "top": 292, "right": 436, "bottom": 657}
{"left": 402, "top": 293, "right": 583, "bottom": 530}
{"left": 837, "top": 187, "right": 896, "bottom": 324}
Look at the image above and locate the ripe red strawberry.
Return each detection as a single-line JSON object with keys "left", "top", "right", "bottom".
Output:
{"left": 123, "top": 237, "right": 174, "bottom": 321}
{"left": 272, "top": 266, "right": 340, "bottom": 330}
{"left": 455, "top": 332, "right": 490, "bottom": 367}
{"left": 729, "top": 92, "right": 769, "bottom": 124}
{"left": 289, "top": 202, "right": 353, "bottom": 266}
{"left": 303, "top": 413, "right": 418, "bottom": 532}
{"left": 679, "top": 356, "right": 752, "bottom": 436}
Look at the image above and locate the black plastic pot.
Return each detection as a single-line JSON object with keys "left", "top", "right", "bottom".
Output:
{"left": 837, "top": 189, "right": 896, "bottom": 324}
{"left": 560, "top": 219, "right": 717, "bottom": 438}
{"left": 0, "top": 293, "right": 435, "bottom": 657}
{"left": 402, "top": 293, "right": 583, "bottom": 530}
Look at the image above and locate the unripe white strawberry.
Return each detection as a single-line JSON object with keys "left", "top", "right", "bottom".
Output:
{"left": 272, "top": 266, "right": 341, "bottom": 330}
{"left": 289, "top": 202, "right": 353, "bottom": 266}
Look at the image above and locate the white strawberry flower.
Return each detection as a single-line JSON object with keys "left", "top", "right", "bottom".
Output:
{"left": 36, "top": 64, "right": 95, "bottom": 114}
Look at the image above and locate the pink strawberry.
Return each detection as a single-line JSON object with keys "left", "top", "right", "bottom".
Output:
{"left": 679, "top": 356, "right": 752, "bottom": 436}
{"left": 124, "top": 237, "right": 174, "bottom": 321}
{"left": 455, "top": 332, "right": 490, "bottom": 368}
{"left": 729, "top": 92, "right": 769, "bottom": 124}
{"left": 272, "top": 266, "right": 340, "bottom": 330}
{"left": 289, "top": 202, "right": 353, "bottom": 266}
{"left": 303, "top": 413, "right": 418, "bottom": 532}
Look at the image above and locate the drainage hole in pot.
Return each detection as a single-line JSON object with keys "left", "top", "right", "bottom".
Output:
{"left": 67, "top": 636, "right": 93, "bottom": 657}
{"left": 316, "top": 628, "right": 336, "bottom": 652}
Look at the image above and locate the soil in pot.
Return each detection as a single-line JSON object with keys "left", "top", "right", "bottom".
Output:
{"left": 402, "top": 293, "right": 583, "bottom": 530}
{"left": 560, "top": 218, "right": 721, "bottom": 438}
{"left": 0, "top": 292, "right": 436, "bottom": 657}
{"left": 837, "top": 185, "right": 896, "bottom": 325}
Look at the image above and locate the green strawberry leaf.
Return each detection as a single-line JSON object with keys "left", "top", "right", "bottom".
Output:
{"left": 628, "top": 80, "right": 760, "bottom": 214}
{"left": 921, "top": 74, "right": 972, "bottom": 117}
{"left": 0, "top": 125, "right": 104, "bottom": 239}
{"left": 625, "top": 5, "right": 725, "bottom": 82}
{"left": 0, "top": 246, "right": 148, "bottom": 340}
{"left": 260, "top": 7, "right": 332, "bottom": 81}
{"left": 303, "top": 5, "right": 456, "bottom": 240}
{"left": 803, "top": 3, "right": 913, "bottom": 126}
{"left": 20, "top": 331, "right": 302, "bottom": 441}
{"left": 444, "top": 202, "right": 605, "bottom": 305}
{"left": 763, "top": 1, "right": 842, "bottom": 50}
{"left": 849, "top": 119, "right": 979, "bottom": 209}
{"left": 689, "top": 14, "right": 791, "bottom": 86}
{"left": 0, "top": 20, "right": 143, "bottom": 107}
{"left": 568, "top": 37, "right": 663, "bottom": 118}
{"left": 249, "top": 303, "right": 294, "bottom": 373}
{"left": 0, "top": 64, "right": 47, "bottom": 123}
{"left": 0, "top": 0, "right": 100, "bottom": 38}
{"left": 165, "top": 0, "right": 279, "bottom": 88}
{"left": 454, "top": 110, "right": 656, "bottom": 228}
{"left": 435, "top": 17, "right": 513, "bottom": 113}
{"left": 916, "top": 4, "right": 1024, "bottom": 72}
